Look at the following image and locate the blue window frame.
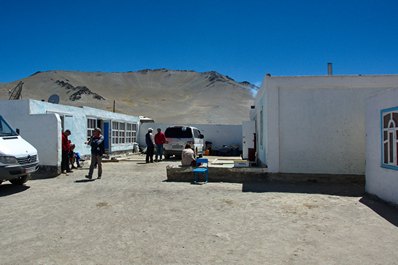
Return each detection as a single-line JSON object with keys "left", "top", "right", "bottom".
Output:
{"left": 381, "top": 107, "right": 398, "bottom": 170}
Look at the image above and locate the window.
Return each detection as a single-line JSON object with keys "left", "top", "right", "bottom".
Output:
{"left": 0, "top": 116, "right": 17, "bottom": 136}
{"left": 87, "top": 118, "right": 97, "bottom": 140}
{"left": 119, "top": 123, "right": 125, "bottom": 143}
{"left": 193, "top": 129, "right": 201, "bottom": 138}
{"left": 112, "top": 121, "right": 119, "bottom": 144}
{"left": 381, "top": 107, "right": 398, "bottom": 170}
{"left": 112, "top": 121, "right": 138, "bottom": 144}
{"left": 165, "top": 127, "right": 193, "bottom": 138}
{"left": 126, "top": 123, "right": 138, "bottom": 143}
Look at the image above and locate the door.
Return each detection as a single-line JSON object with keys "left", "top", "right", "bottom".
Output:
{"left": 242, "top": 121, "right": 255, "bottom": 160}
{"left": 103, "top": 121, "right": 110, "bottom": 153}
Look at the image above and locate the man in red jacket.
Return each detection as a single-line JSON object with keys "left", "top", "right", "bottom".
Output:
{"left": 61, "top": 129, "right": 72, "bottom": 174}
{"left": 154, "top": 128, "right": 166, "bottom": 162}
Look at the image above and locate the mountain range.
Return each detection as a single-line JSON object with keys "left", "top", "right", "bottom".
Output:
{"left": 0, "top": 69, "right": 258, "bottom": 124}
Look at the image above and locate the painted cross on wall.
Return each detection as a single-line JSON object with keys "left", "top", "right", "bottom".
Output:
{"left": 381, "top": 107, "right": 398, "bottom": 170}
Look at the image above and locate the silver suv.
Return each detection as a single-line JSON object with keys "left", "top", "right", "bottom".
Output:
{"left": 163, "top": 126, "right": 204, "bottom": 158}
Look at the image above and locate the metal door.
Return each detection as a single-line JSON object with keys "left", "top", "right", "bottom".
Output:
{"left": 242, "top": 121, "right": 255, "bottom": 160}
{"left": 103, "top": 121, "right": 110, "bottom": 153}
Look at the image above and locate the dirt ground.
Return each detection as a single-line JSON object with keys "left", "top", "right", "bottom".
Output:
{"left": 1, "top": 159, "right": 398, "bottom": 265}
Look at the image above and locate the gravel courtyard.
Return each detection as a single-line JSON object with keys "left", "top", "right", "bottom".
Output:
{"left": 1, "top": 159, "right": 397, "bottom": 265}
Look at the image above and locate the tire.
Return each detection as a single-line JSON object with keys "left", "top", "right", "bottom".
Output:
{"left": 10, "top": 175, "right": 29, "bottom": 185}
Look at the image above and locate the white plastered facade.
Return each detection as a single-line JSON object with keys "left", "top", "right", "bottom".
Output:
{"left": 255, "top": 75, "right": 398, "bottom": 175}
{"left": 366, "top": 88, "right": 398, "bottom": 204}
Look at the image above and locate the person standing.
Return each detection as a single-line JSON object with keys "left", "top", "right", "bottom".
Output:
{"left": 85, "top": 128, "right": 104, "bottom": 180}
{"left": 154, "top": 128, "right": 166, "bottom": 162}
{"left": 61, "top": 129, "right": 72, "bottom": 174}
{"left": 145, "top": 128, "right": 155, "bottom": 163}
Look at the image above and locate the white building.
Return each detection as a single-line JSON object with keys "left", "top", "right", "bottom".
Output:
{"left": 366, "top": 88, "right": 398, "bottom": 205}
{"left": 254, "top": 74, "right": 398, "bottom": 177}
{"left": 0, "top": 99, "right": 140, "bottom": 177}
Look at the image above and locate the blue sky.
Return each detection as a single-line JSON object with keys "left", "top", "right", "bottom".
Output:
{"left": 1, "top": 0, "right": 398, "bottom": 85}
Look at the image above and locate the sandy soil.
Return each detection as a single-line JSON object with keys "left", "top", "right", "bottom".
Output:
{"left": 0, "top": 159, "right": 398, "bottom": 265}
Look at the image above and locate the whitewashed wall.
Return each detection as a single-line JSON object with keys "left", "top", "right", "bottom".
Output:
{"left": 0, "top": 99, "right": 141, "bottom": 177}
{"left": 256, "top": 75, "right": 398, "bottom": 175}
{"left": 28, "top": 100, "right": 140, "bottom": 155}
{"left": 1, "top": 106, "right": 61, "bottom": 167}
{"left": 139, "top": 123, "right": 242, "bottom": 151}
{"left": 76, "top": 105, "right": 140, "bottom": 153}
{"left": 20, "top": 114, "right": 61, "bottom": 167}
{"left": 366, "top": 88, "right": 398, "bottom": 205}
{"left": 29, "top": 100, "right": 89, "bottom": 156}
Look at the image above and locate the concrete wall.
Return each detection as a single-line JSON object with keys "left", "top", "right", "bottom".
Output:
{"left": 254, "top": 80, "right": 269, "bottom": 168}
{"left": 138, "top": 123, "right": 242, "bottom": 151}
{"left": 366, "top": 88, "right": 398, "bottom": 205}
{"left": 256, "top": 75, "right": 398, "bottom": 175}
{"left": 28, "top": 100, "right": 140, "bottom": 156}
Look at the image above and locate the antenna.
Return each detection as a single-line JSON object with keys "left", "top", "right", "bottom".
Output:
{"left": 8, "top": 81, "right": 23, "bottom": 100}
{"left": 48, "top": 94, "right": 60, "bottom": 104}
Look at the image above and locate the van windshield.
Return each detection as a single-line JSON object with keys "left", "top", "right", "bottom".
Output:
{"left": 0, "top": 116, "right": 18, "bottom": 137}
{"left": 165, "top": 127, "right": 193, "bottom": 138}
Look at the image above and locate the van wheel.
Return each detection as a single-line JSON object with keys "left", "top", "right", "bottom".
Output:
{"left": 10, "top": 175, "right": 29, "bottom": 185}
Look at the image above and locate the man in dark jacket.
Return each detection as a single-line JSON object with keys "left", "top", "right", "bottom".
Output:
{"left": 85, "top": 128, "right": 105, "bottom": 180}
{"left": 145, "top": 128, "right": 155, "bottom": 163}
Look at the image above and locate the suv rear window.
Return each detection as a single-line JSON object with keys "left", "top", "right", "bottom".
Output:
{"left": 165, "top": 127, "right": 193, "bottom": 138}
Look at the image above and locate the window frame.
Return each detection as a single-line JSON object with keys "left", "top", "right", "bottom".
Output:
{"left": 111, "top": 121, "right": 138, "bottom": 145}
{"left": 87, "top": 118, "right": 98, "bottom": 141}
{"left": 380, "top": 107, "right": 398, "bottom": 170}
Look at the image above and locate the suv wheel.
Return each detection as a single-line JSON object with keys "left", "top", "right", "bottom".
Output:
{"left": 10, "top": 175, "right": 29, "bottom": 185}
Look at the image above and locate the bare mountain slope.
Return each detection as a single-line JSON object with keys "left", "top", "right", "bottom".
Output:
{"left": 0, "top": 69, "right": 258, "bottom": 124}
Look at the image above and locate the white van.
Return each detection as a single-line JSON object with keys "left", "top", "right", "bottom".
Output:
{"left": 0, "top": 115, "right": 39, "bottom": 185}
{"left": 163, "top": 126, "right": 204, "bottom": 158}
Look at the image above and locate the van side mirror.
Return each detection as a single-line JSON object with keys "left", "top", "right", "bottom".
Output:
{"left": 16, "top": 128, "right": 20, "bottom": 135}
{"left": 199, "top": 134, "right": 204, "bottom": 139}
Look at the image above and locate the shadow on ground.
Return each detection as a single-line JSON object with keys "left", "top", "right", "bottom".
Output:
{"left": 0, "top": 184, "right": 30, "bottom": 197}
{"left": 164, "top": 157, "right": 181, "bottom": 162}
{"left": 242, "top": 181, "right": 365, "bottom": 197}
{"left": 75, "top": 179, "right": 96, "bottom": 183}
{"left": 360, "top": 195, "right": 398, "bottom": 227}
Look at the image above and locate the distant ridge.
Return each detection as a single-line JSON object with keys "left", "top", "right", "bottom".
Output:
{"left": 0, "top": 69, "right": 258, "bottom": 124}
